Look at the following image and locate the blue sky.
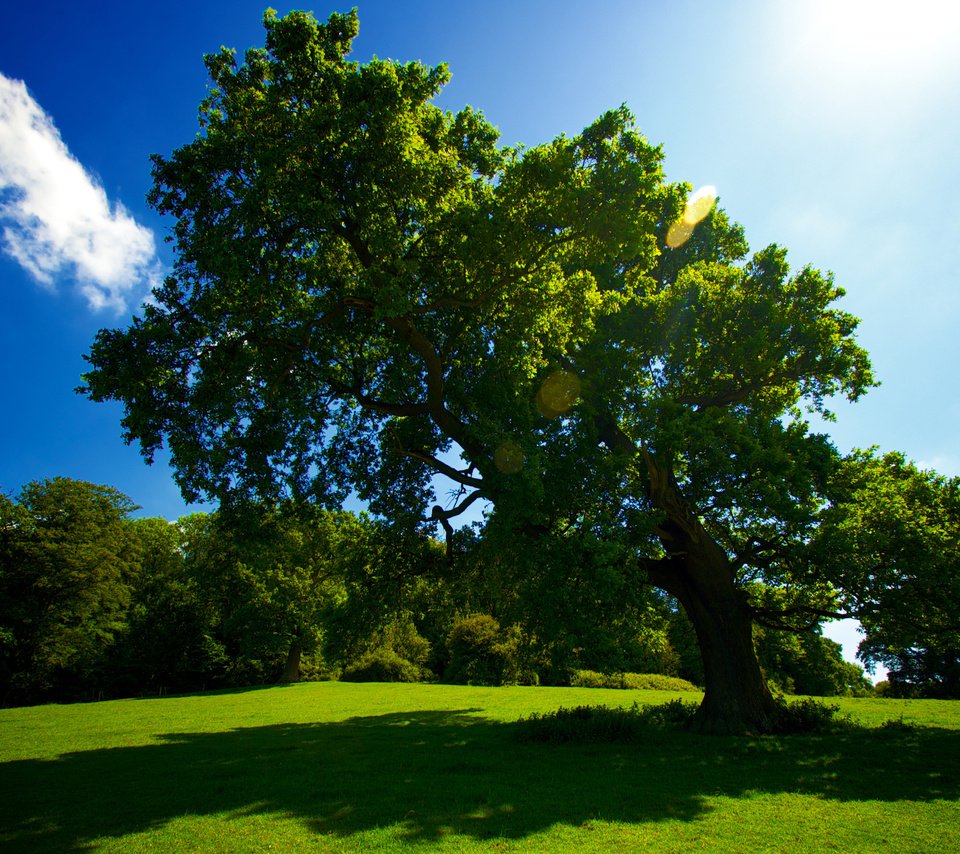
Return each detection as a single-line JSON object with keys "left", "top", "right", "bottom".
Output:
{"left": 2, "top": 1, "right": 959, "bottom": 672}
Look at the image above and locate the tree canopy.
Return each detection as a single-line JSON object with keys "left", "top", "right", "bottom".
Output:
{"left": 0, "top": 478, "right": 140, "bottom": 704}
{"left": 812, "top": 451, "right": 960, "bottom": 697}
{"left": 81, "top": 9, "right": 892, "bottom": 732}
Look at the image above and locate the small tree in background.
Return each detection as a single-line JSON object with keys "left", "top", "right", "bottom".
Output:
{"left": 444, "top": 614, "right": 521, "bottom": 686}
{"left": 0, "top": 479, "right": 140, "bottom": 704}
{"left": 813, "top": 452, "right": 960, "bottom": 698}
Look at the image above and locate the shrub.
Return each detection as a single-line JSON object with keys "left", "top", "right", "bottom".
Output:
{"left": 340, "top": 649, "right": 429, "bottom": 683}
{"left": 518, "top": 696, "right": 859, "bottom": 741}
{"left": 880, "top": 715, "right": 916, "bottom": 732}
{"left": 445, "top": 614, "right": 520, "bottom": 686}
{"left": 516, "top": 699, "right": 698, "bottom": 744}
{"left": 771, "top": 697, "right": 854, "bottom": 734}
{"left": 377, "top": 619, "right": 432, "bottom": 668}
{"left": 569, "top": 669, "right": 700, "bottom": 692}
{"left": 568, "top": 669, "right": 609, "bottom": 689}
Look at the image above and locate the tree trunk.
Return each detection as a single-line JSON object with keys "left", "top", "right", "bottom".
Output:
{"left": 649, "top": 525, "right": 777, "bottom": 735}
{"left": 280, "top": 639, "right": 302, "bottom": 683}
{"left": 673, "top": 568, "right": 776, "bottom": 734}
{"left": 634, "top": 451, "right": 778, "bottom": 734}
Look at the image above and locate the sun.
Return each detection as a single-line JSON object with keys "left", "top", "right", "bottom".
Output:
{"left": 787, "top": 0, "right": 960, "bottom": 87}
{"left": 818, "top": 0, "right": 938, "bottom": 62}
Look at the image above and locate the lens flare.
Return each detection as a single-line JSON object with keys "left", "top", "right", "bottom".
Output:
{"left": 683, "top": 185, "right": 718, "bottom": 225}
{"left": 494, "top": 441, "right": 524, "bottom": 474}
{"left": 666, "top": 220, "right": 694, "bottom": 249}
{"left": 666, "top": 185, "right": 717, "bottom": 249}
{"left": 536, "top": 369, "right": 581, "bottom": 418}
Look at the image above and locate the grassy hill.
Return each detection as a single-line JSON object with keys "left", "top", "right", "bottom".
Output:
{"left": 2, "top": 682, "right": 958, "bottom": 852}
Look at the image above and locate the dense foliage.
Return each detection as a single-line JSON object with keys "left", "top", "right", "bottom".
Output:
{"left": 1, "top": 477, "right": 891, "bottom": 706}
{"left": 0, "top": 479, "right": 140, "bottom": 704}
{"left": 73, "top": 10, "right": 956, "bottom": 727}
{"left": 813, "top": 452, "right": 960, "bottom": 698}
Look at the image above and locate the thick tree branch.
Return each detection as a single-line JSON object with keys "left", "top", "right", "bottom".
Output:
{"left": 431, "top": 489, "right": 485, "bottom": 559}
{"left": 732, "top": 535, "right": 790, "bottom": 571}
{"left": 403, "top": 448, "right": 484, "bottom": 489}
{"left": 642, "top": 449, "right": 714, "bottom": 549}
{"left": 594, "top": 411, "right": 638, "bottom": 456}
{"left": 335, "top": 216, "right": 484, "bottom": 461}
{"left": 639, "top": 555, "right": 677, "bottom": 589}
{"left": 385, "top": 315, "right": 485, "bottom": 460}
{"left": 750, "top": 604, "right": 849, "bottom": 632}
{"left": 431, "top": 488, "right": 485, "bottom": 523}
{"left": 325, "top": 378, "right": 429, "bottom": 418}
{"left": 340, "top": 218, "right": 375, "bottom": 268}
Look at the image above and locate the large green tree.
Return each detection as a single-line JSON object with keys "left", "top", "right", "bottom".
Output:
{"left": 177, "top": 504, "right": 366, "bottom": 683}
{"left": 109, "top": 516, "right": 226, "bottom": 695}
{"left": 81, "top": 10, "right": 874, "bottom": 732}
{"left": 812, "top": 451, "right": 960, "bottom": 697}
{"left": 0, "top": 478, "right": 141, "bottom": 704}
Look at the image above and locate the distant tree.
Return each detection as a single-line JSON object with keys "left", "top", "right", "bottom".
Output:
{"left": 0, "top": 479, "right": 140, "bottom": 704}
{"left": 665, "top": 603, "right": 705, "bottom": 686}
{"left": 444, "top": 614, "right": 521, "bottom": 686}
{"left": 813, "top": 451, "right": 960, "bottom": 697}
{"left": 754, "top": 625, "right": 871, "bottom": 696}
{"left": 80, "top": 9, "right": 877, "bottom": 732}
{"left": 871, "top": 649, "right": 960, "bottom": 699}
{"left": 177, "top": 505, "right": 364, "bottom": 683}
{"left": 109, "top": 517, "right": 225, "bottom": 695}
{"left": 320, "top": 521, "right": 446, "bottom": 672}
{"left": 463, "top": 527, "right": 682, "bottom": 682}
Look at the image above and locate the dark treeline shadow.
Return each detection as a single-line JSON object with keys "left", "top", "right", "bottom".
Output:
{"left": 1, "top": 710, "right": 958, "bottom": 851}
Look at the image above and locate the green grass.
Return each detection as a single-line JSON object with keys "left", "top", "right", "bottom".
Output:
{"left": 1, "top": 682, "right": 958, "bottom": 852}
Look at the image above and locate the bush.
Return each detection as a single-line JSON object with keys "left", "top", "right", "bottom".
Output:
{"left": 445, "top": 614, "right": 520, "bottom": 686}
{"left": 771, "top": 697, "right": 853, "bottom": 734}
{"left": 377, "top": 619, "right": 432, "bottom": 668}
{"left": 570, "top": 669, "right": 700, "bottom": 692}
{"left": 880, "top": 715, "right": 916, "bottom": 733}
{"left": 340, "top": 649, "right": 429, "bottom": 683}
{"left": 516, "top": 699, "right": 698, "bottom": 744}
{"left": 519, "top": 697, "right": 856, "bottom": 741}
{"left": 567, "top": 669, "right": 609, "bottom": 688}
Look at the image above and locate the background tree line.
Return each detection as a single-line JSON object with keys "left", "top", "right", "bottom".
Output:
{"left": 5, "top": 470, "right": 953, "bottom": 708}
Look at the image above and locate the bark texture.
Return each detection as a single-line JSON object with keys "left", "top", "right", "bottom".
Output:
{"left": 280, "top": 639, "right": 303, "bottom": 683}
{"left": 645, "top": 458, "right": 777, "bottom": 734}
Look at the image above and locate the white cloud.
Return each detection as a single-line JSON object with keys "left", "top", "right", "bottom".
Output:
{"left": 0, "top": 73, "right": 160, "bottom": 312}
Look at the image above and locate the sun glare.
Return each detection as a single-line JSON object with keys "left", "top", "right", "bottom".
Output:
{"left": 494, "top": 441, "right": 524, "bottom": 474}
{"left": 536, "top": 369, "right": 581, "bottom": 418}
{"left": 817, "top": 0, "right": 953, "bottom": 59}
{"left": 683, "top": 185, "right": 718, "bottom": 226}
{"left": 790, "top": 0, "right": 960, "bottom": 85}
{"left": 666, "top": 185, "right": 717, "bottom": 249}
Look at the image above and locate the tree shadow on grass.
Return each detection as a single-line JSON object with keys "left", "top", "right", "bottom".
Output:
{"left": 1, "top": 709, "right": 958, "bottom": 851}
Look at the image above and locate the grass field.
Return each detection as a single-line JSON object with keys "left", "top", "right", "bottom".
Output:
{"left": 1, "top": 682, "right": 958, "bottom": 852}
